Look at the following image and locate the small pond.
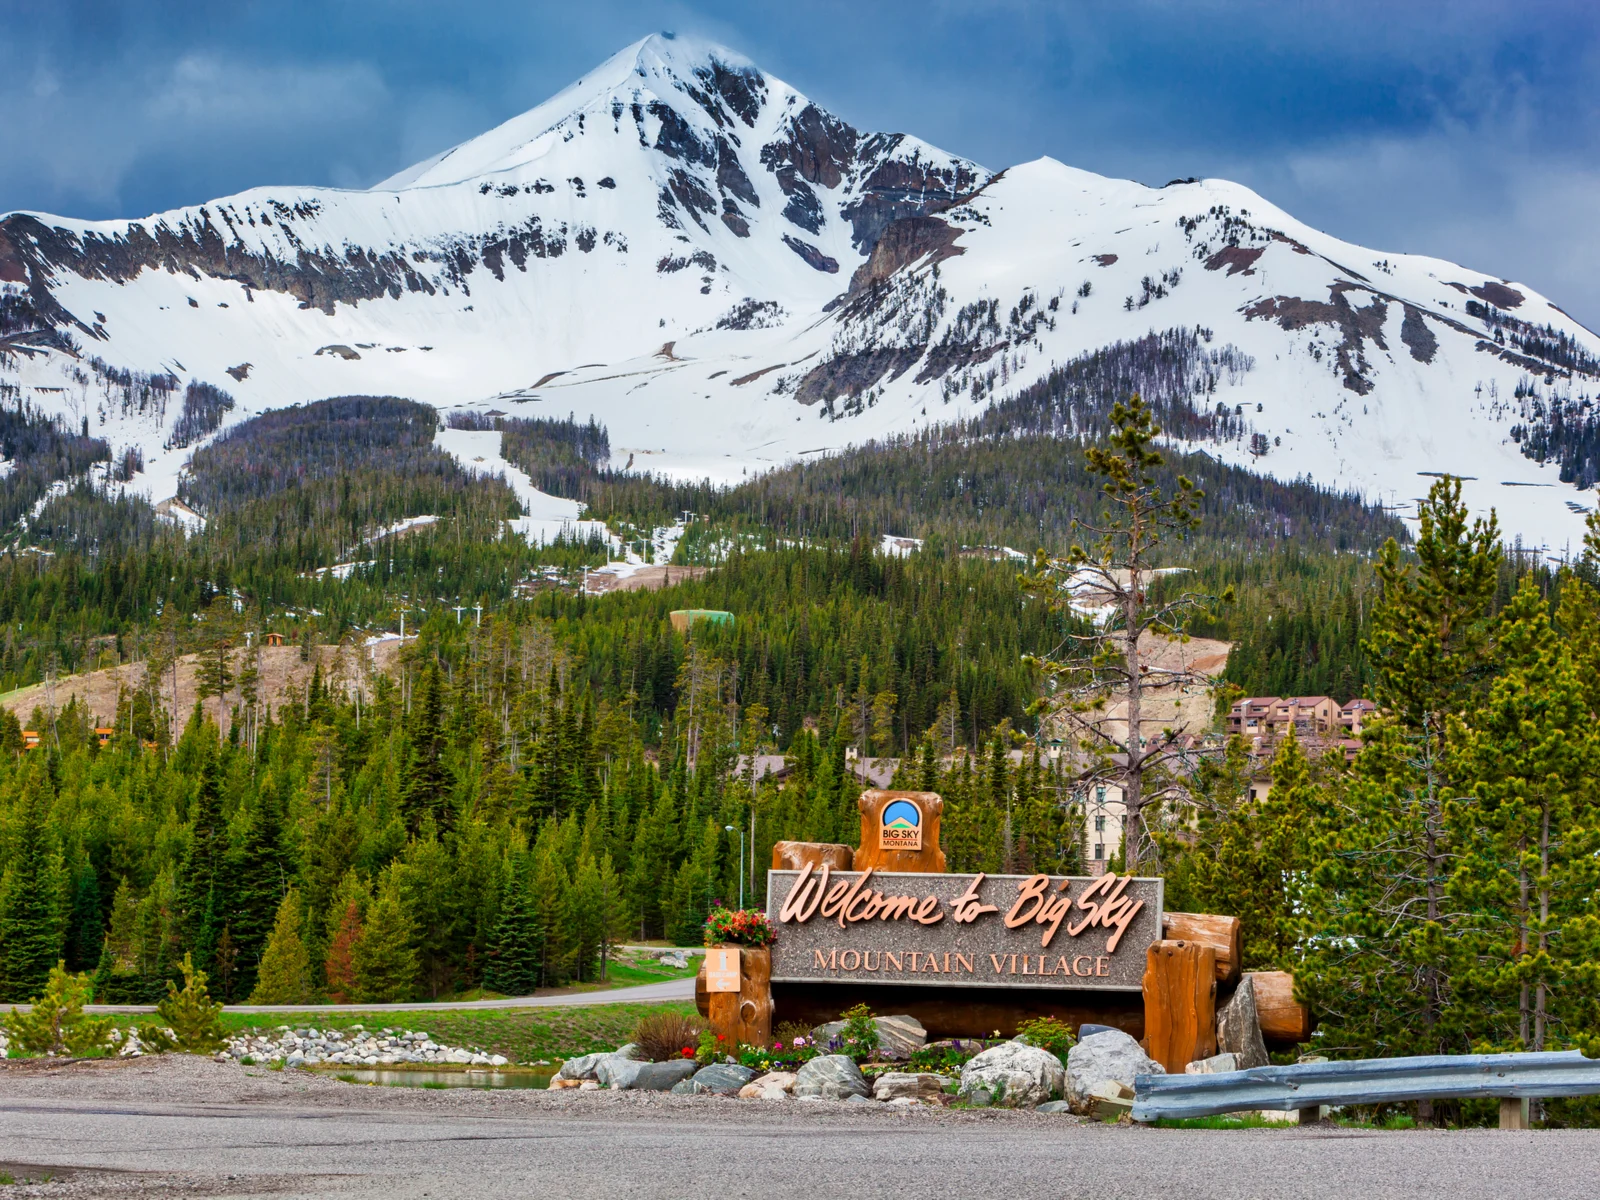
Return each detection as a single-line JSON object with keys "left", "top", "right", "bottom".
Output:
{"left": 328, "top": 1068, "right": 555, "bottom": 1090}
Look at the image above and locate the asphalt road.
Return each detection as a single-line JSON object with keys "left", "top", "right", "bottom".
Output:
{"left": 1, "top": 1090, "right": 1596, "bottom": 1200}
{"left": 81, "top": 975, "right": 696, "bottom": 1015}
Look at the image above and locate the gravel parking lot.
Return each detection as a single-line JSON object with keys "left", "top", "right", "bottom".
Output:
{"left": 1, "top": 1056, "right": 1595, "bottom": 1199}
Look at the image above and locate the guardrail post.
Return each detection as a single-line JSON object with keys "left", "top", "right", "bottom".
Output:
{"left": 1498, "top": 1097, "right": 1529, "bottom": 1131}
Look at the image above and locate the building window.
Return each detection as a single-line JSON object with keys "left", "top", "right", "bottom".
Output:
{"left": 1094, "top": 844, "right": 1105, "bottom": 860}
{"left": 1095, "top": 786, "right": 1106, "bottom": 803}
{"left": 1094, "top": 815, "right": 1106, "bottom": 833}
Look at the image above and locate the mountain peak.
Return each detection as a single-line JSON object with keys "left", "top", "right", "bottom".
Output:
{"left": 374, "top": 33, "right": 768, "bottom": 192}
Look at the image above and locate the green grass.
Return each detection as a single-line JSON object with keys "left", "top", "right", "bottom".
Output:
{"left": 1154, "top": 1113, "right": 1302, "bottom": 1129}
{"left": 1154, "top": 1111, "right": 1421, "bottom": 1131}
{"left": 208, "top": 1000, "right": 697, "bottom": 1065}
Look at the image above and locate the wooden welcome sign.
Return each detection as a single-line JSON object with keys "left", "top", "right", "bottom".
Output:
{"left": 764, "top": 789, "right": 1163, "bottom": 993}
{"left": 766, "top": 866, "right": 1163, "bottom": 992}
{"left": 706, "top": 787, "right": 1237, "bottom": 1050}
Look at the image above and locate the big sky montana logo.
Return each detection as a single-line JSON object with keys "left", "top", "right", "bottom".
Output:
{"left": 880, "top": 798, "right": 922, "bottom": 851}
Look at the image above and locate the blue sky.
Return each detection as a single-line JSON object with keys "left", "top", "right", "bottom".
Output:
{"left": 4, "top": 0, "right": 1597, "bottom": 325}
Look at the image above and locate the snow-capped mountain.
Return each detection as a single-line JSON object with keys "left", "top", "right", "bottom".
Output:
{"left": 2, "top": 33, "right": 1598, "bottom": 547}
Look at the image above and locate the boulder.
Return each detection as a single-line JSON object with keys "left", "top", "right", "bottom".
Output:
{"left": 845, "top": 1093, "right": 875, "bottom": 1105}
{"left": 958, "top": 1041, "right": 1066, "bottom": 1108}
{"left": 1036, "top": 1100, "right": 1074, "bottom": 1114}
{"left": 793, "top": 1054, "right": 870, "bottom": 1100}
{"left": 630, "top": 1060, "right": 698, "bottom": 1091}
{"left": 557, "top": 1043, "right": 643, "bottom": 1082}
{"left": 1184, "top": 1052, "right": 1240, "bottom": 1075}
{"left": 598, "top": 1051, "right": 655, "bottom": 1090}
{"left": 1065, "top": 1029, "right": 1162, "bottom": 1104}
{"left": 690, "top": 1063, "right": 757, "bottom": 1095}
{"left": 874, "top": 1015, "right": 927, "bottom": 1060}
{"left": 737, "top": 1071, "right": 797, "bottom": 1100}
{"left": 871, "top": 1072, "right": 948, "bottom": 1103}
{"left": 670, "top": 1079, "right": 696, "bottom": 1094}
{"left": 1216, "top": 977, "right": 1270, "bottom": 1070}
{"left": 809, "top": 1015, "right": 927, "bottom": 1060}
{"left": 1077, "top": 1024, "right": 1118, "bottom": 1039}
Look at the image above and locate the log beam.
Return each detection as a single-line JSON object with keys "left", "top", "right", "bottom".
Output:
{"left": 1249, "top": 970, "right": 1313, "bottom": 1043}
{"left": 1162, "top": 912, "right": 1242, "bottom": 984}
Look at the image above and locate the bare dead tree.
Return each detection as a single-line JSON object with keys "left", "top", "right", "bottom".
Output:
{"left": 1024, "top": 395, "right": 1229, "bottom": 871}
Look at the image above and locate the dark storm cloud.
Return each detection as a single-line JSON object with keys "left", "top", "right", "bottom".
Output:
{"left": 2, "top": 0, "right": 1595, "bottom": 323}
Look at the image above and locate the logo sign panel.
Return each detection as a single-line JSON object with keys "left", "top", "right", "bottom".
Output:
{"left": 766, "top": 867, "right": 1163, "bottom": 993}
{"left": 705, "top": 946, "right": 742, "bottom": 993}
{"left": 879, "top": 798, "right": 923, "bottom": 851}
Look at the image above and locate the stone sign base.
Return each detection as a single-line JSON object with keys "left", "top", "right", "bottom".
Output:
{"left": 771, "top": 980, "right": 1145, "bottom": 1042}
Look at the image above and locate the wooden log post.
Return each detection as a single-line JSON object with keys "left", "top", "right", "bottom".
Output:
{"left": 1249, "top": 971, "right": 1313, "bottom": 1043}
{"left": 852, "top": 790, "right": 946, "bottom": 874}
{"left": 770, "top": 841, "right": 855, "bottom": 872}
{"left": 738, "top": 946, "right": 773, "bottom": 1050}
{"left": 1142, "top": 939, "right": 1218, "bottom": 1074}
{"left": 701, "top": 945, "right": 773, "bottom": 1052}
{"left": 1162, "top": 913, "right": 1242, "bottom": 984}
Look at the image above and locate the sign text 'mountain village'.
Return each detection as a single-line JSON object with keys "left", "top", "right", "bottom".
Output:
{"left": 765, "top": 868, "right": 1164, "bottom": 993}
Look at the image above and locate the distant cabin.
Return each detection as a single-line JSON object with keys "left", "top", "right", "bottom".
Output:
{"left": 21, "top": 730, "right": 40, "bottom": 750}
{"left": 95, "top": 727, "right": 114, "bottom": 747}
{"left": 264, "top": 631, "right": 286, "bottom": 646}
{"left": 669, "top": 609, "right": 733, "bottom": 634}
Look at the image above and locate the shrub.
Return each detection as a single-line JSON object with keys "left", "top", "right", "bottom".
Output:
{"left": 156, "top": 954, "right": 225, "bottom": 1053}
{"left": 838, "top": 1003, "right": 880, "bottom": 1062}
{"left": 633, "top": 1010, "right": 702, "bottom": 1063}
{"left": 6, "top": 963, "right": 112, "bottom": 1056}
{"left": 702, "top": 907, "right": 775, "bottom": 947}
{"left": 1016, "top": 1017, "right": 1076, "bottom": 1065}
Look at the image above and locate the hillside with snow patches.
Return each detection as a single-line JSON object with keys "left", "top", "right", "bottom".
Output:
{"left": 2, "top": 33, "right": 1599, "bottom": 549}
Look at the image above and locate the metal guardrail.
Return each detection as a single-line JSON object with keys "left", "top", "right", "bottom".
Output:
{"left": 1132, "top": 1050, "right": 1600, "bottom": 1122}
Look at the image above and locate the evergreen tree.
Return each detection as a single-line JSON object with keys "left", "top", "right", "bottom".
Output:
{"left": 1448, "top": 577, "right": 1600, "bottom": 1051}
{"left": 226, "top": 787, "right": 290, "bottom": 1000}
{"left": 484, "top": 857, "right": 539, "bottom": 996}
{"left": 1174, "top": 732, "right": 1313, "bottom": 971}
{"left": 530, "top": 837, "right": 574, "bottom": 986}
{"left": 156, "top": 952, "right": 226, "bottom": 1052}
{"left": 353, "top": 872, "right": 417, "bottom": 1003}
{"left": 1298, "top": 478, "right": 1500, "bottom": 1075}
{"left": 177, "top": 747, "right": 227, "bottom": 975}
{"left": 249, "top": 888, "right": 312, "bottom": 1005}
{"left": 0, "top": 778, "right": 63, "bottom": 1002}
{"left": 399, "top": 663, "right": 452, "bottom": 833}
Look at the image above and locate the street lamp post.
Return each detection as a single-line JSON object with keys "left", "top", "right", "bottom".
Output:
{"left": 725, "top": 824, "right": 744, "bottom": 909}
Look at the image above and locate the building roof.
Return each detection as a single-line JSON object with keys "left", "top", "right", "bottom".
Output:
{"left": 733, "top": 754, "right": 791, "bottom": 783}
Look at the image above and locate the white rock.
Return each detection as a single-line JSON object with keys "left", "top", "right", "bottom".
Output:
{"left": 1066, "top": 1030, "right": 1162, "bottom": 1104}
{"left": 958, "top": 1041, "right": 1066, "bottom": 1108}
{"left": 737, "top": 1071, "right": 798, "bottom": 1099}
{"left": 488, "top": 1055, "right": 508, "bottom": 1067}
{"left": 1185, "top": 1053, "right": 1240, "bottom": 1075}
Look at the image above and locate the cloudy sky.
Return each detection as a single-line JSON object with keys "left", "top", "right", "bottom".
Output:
{"left": 4, "top": 0, "right": 1596, "bottom": 325}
